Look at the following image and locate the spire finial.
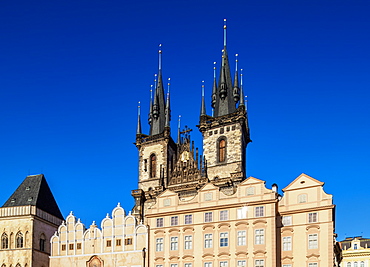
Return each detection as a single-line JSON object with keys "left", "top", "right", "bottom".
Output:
{"left": 158, "top": 44, "right": 162, "bottom": 71}
{"left": 200, "top": 80, "right": 206, "bottom": 116}
{"left": 177, "top": 115, "right": 181, "bottom": 144}
{"left": 213, "top": 61, "right": 216, "bottom": 79}
{"left": 137, "top": 101, "right": 142, "bottom": 134}
{"left": 239, "top": 68, "right": 245, "bottom": 106}
{"left": 233, "top": 53, "right": 240, "bottom": 102}
{"left": 154, "top": 74, "right": 157, "bottom": 89}
{"left": 211, "top": 61, "right": 217, "bottom": 111}
{"left": 223, "top": 19, "right": 227, "bottom": 47}
{"left": 148, "top": 85, "right": 153, "bottom": 127}
{"left": 165, "top": 78, "right": 171, "bottom": 127}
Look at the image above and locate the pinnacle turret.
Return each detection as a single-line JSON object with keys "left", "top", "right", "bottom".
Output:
{"left": 200, "top": 81, "right": 206, "bottom": 116}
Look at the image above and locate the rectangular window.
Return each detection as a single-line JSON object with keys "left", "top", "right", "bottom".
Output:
{"left": 255, "top": 259, "right": 264, "bottom": 267}
{"left": 116, "top": 239, "right": 121, "bottom": 246}
{"left": 309, "top": 212, "right": 318, "bottom": 223}
{"left": 171, "top": 236, "right": 178, "bottom": 250}
{"left": 237, "top": 260, "right": 246, "bottom": 267}
{"left": 205, "top": 233, "right": 213, "bottom": 248}
{"left": 283, "top": 236, "right": 292, "bottom": 251}
{"left": 308, "top": 234, "right": 318, "bottom": 249}
{"left": 246, "top": 186, "right": 255, "bottom": 195}
{"left": 220, "top": 232, "right": 229, "bottom": 247}
{"left": 308, "top": 264, "right": 318, "bottom": 267}
{"left": 204, "top": 263, "right": 213, "bottom": 267}
{"left": 171, "top": 216, "right": 179, "bottom": 226}
{"left": 106, "top": 240, "right": 112, "bottom": 247}
{"left": 220, "top": 210, "right": 229, "bottom": 221}
{"left": 171, "top": 264, "right": 178, "bottom": 267}
{"left": 156, "top": 218, "right": 164, "bottom": 227}
{"left": 220, "top": 261, "right": 228, "bottom": 267}
{"left": 185, "top": 264, "right": 192, "bottom": 267}
{"left": 205, "top": 212, "right": 213, "bottom": 222}
{"left": 156, "top": 238, "right": 163, "bottom": 252}
{"left": 282, "top": 216, "right": 292, "bottom": 226}
{"left": 184, "top": 235, "right": 193, "bottom": 250}
{"left": 255, "top": 206, "right": 264, "bottom": 217}
{"left": 156, "top": 265, "right": 163, "bottom": 267}
{"left": 69, "top": 243, "right": 74, "bottom": 250}
{"left": 204, "top": 192, "right": 213, "bottom": 201}
{"left": 255, "top": 229, "right": 264, "bottom": 245}
{"left": 61, "top": 244, "right": 66, "bottom": 251}
{"left": 125, "top": 238, "right": 132, "bottom": 245}
{"left": 77, "top": 243, "right": 82, "bottom": 249}
{"left": 237, "top": 207, "right": 247, "bottom": 219}
{"left": 237, "top": 230, "right": 246, "bottom": 246}
{"left": 185, "top": 214, "right": 193, "bottom": 224}
{"left": 283, "top": 265, "right": 292, "bottom": 267}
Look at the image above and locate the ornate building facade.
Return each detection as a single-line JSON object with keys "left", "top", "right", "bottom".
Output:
{"left": 49, "top": 205, "right": 148, "bottom": 267}
{"left": 340, "top": 237, "right": 370, "bottom": 267}
{"left": 0, "top": 174, "right": 63, "bottom": 267}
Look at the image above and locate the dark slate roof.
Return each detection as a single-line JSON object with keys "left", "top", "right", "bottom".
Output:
{"left": 2, "top": 174, "right": 64, "bottom": 220}
{"left": 340, "top": 236, "right": 370, "bottom": 250}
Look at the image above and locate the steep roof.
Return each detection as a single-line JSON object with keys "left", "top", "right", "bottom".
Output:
{"left": 2, "top": 174, "right": 64, "bottom": 220}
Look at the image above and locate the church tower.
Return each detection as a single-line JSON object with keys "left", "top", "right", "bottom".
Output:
{"left": 132, "top": 46, "right": 177, "bottom": 220}
{"left": 198, "top": 19, "right": 251, "bottom": 188}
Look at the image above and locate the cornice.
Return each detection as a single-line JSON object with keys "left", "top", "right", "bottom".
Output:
{"left": 279, "top": 205, "right": 335, "bottom": 216}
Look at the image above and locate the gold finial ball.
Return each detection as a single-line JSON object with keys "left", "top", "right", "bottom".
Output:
{"left": 236, "top": 53, "right": 238, "bottom": 56}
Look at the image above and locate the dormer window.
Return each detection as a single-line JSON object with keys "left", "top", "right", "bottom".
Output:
{"left": 354, "top": 243, "right": 358, "bottom": 250}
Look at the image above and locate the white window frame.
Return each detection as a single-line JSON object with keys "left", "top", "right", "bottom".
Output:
{"left": 255, "top": 259, "right": 264, "bottom": 267}
{"left": 283, "top": 236, "right": 292, "bottom": 251}
{"left": 220, "top": 232, "right": 229, "bottom": 247}
{"left": 185, "top": 214, "right": 193, "bottom": 224}
{"left": 255, "top": 206, "right": 264, "bottom": 217}
{"left": 170, "top": 236, "right": 178, "bottom": 250}
{"left": 237, "top": 260, "right": 246, "bottom": 267}
{"left": 308, "top": 212, "right": 318, "bottom": 223}
{"left": 237, "top": 207, "right": 247, "bottom": 219}
{"left": 220, "top": 210, "right": 229, "bottom": 221}
{"left": 156, "top": 218, "right": 164, "bottom": 227}
{"left": 237, "top": 230, "right": 246, "bottom": 246}
{"left": 184, "top": 235, "right": 192, "bottom": 250}
{"left": 205, "top": 212, "right": 213, "bottom": 222}
{"left": 282, "top": 216, "right": 292, "bottom": 226}
{"left": 156, "top": 237, "right": 163, "bottom": 252}
{"left": 255, "top": 229, "right": 264, "bottom": 245}
{"left": 219, "top": 261, "right": 228, "bottom": 267}
{"left": 204, "top": 233, "right": 213, "bottom": 248}
{"left": 171, "top": 216, "right": 178, "bottom": 226}
{"left": 308, "top": 234, "right": 318, "bottom": 249}
{"left": 204, "top": 262, "right": 213, "bottom": 267}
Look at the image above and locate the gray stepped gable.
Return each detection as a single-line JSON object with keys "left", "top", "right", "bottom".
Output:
{"left": 2, "top": 174, "right": 63, "bottom": 220}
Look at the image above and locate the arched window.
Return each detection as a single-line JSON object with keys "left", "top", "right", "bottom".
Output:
{"left": 218, "top": 138, "right": 226, "bottom": 162}
{"left": 354, "top": 262, "right": 358, "bottom": 267}
{"left": 360, "top": 262, "right": 364, "bottom": 267}
{"left": 1, "top": 233, "right": 8, "bottom": 249}
{"left": 347, "top": 263, "right": 352, "bottom": 267}
{"left": 150, "top": 154, "right": 156, "bottom": 178}
{"left": 16, "top": 232, "right": 23, "bottom": 248}
{"left": 88, "top": 256, "right": 102, "bottom": 267}
{"left": 39, "top": 234, "right": 46, "bottom": 252}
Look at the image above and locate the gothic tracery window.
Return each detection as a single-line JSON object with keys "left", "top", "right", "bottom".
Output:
{"left": 39, "top": 234, "right": 46, "bottom": 252}
{"left": 16, "top": 232, "right": 23, "bottom": 248}
{"left": 1, "top": 233, "right": 8, "bottom": 249}
{"left": 88, "top": 256, "right": 102, "bottom": 267}
{"left": 150, "top": 154, "right": 156, "bottom": 178}
{"left": 218, "top": 138, "right": 227, "bottom": 162}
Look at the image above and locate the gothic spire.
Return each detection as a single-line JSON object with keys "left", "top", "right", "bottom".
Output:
{"left": 165, "top": 78, "right": 171, "bottom": 127}
{"left": 239, "top": 69, "right": 245, "bottom": 106}
{"left": 177, "top": 115, "right": 181, "bottom": 144}
{"left": 150, "top": 44, "right": 167, "bottom": 135}
{"left": 200, "top": 81, "right": 206, "bottom": 116}
{"left": 148, "top": 85, "right": 153, "bottom": 127}
{"left": 211, "top": 62, "right": 217, "bottom": 110}
{"left": 233, "top": 54, "right": 240, "bottom": 103}
{"left": 213, "top": 19, "right": 236, "bottom": 117}
{"left": 137, "top": 102, "right": 142, "bottom": 134}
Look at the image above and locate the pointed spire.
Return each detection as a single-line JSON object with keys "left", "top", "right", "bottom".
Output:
{"left": 150, "top": 44, "right": 166, "bottom": 135}
{"left": 211, "top": 62, "right": 217, "bottom": 109}
{"left": 177, "top": 115, "right": 181, "bottom": 144}
{"left": 165, "top": 78, "right": 171, "bottom": 127}
{"left": 148, "top": 85, "right": 153, "bottom": 127}
{"left": 200, "top": 80, "right": 206, "bottom": 116}
{"left": 239, "top": 69, "right": 245, "bottom": 106}
{"left": 137, "top": 101, "right": 142, "bottom": 134}
{"left": 223, "top": 18, "right": 227, "bottom": 47}
{"left": 233, "top": 54, "right": 240, "bottom": 103}
{"left": 213, "top": 19, "right": 236, "bottom": 117}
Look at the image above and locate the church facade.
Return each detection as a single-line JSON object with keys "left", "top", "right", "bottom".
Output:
{"left": 1, "top": 22, "right": 341, "bottom": 267}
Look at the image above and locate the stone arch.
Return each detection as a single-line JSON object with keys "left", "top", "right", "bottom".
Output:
{"left": 16, "top": 232, "right": 23, "bottom": 248}
{"left": 217, "top": 136, "right": 227, "bottom": 162}
{"left": 150, "top": 153, "right": 157, "bottom": 178}
{"left": 39, "top": 233, "right": 46, "bottom": 252}
{"left": 87, "top": 255, "right": 103, "bottom": 267}
{"left": 1, "top": 232, "right": 8, "bottom": 249}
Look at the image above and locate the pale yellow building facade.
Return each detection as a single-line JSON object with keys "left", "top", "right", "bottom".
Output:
{"left": 340, "top": 237, "right": 370, "bottom": 267}
{"left": 50, "top": 204, "right": 148, "bottom": 267}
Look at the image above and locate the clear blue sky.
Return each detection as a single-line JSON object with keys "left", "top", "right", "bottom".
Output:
{"left": 0, "top": 0, "right": 369, "bottom": 240}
